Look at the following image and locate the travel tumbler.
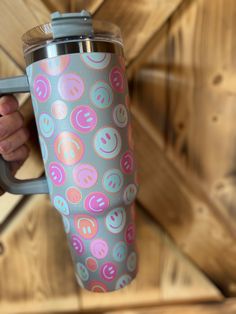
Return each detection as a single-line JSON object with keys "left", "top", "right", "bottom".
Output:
{"left": 0, "top": 11, "right": 138, "bottom": 292}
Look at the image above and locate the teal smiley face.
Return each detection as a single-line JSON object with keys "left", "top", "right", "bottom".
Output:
{"left": 76, "top": 262, "right": 89, "bottom": 281}
{"left": 39, "top": 113, "right": 54, "bottom": 138}
{"left": 115, "top": 274, "right": 132, "bottom": 290}
{"left": 90, "top": 81, "right": 113, "bottom": 109}
{"left": 127, "top": 252, "right": 137, "bottom": 272}
{"left": 105, "top": 207, "right": 126, "bottom": 234}
{"left": 103, "top": 168, "right": 124, "bottom": 193}
{"left": 53, "top": 195, "right": 69, "bottom": 215}
{"left": 94, "top": 127, "right": 122, "bottom": 159}
{"left": 113, "top": 241, "right": 127, "bottom": 262}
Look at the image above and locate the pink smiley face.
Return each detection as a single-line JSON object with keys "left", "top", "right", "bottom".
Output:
{"left": 58, "top": 73, "right": 84, "bottom": 101}
{"left": 33, "top": 75, "right": 51, "bottom": 102}
{"left": 84, "top": 192, "right": 110, "bottom": 214}
{"left": 100, "top": 262, "right": 117, "bottom": 282}
{"left": 71, "top": 234, "right": 85, "bottom": 256}
{"left": 120, "top": 151, "right": 135, "bottom": 174}
{"left": 109, "top": 66, "right": 125, "bottom": 93}
{"left": 90, "top": 238, "right": 109, "bottom": 259}
{"left": 125, "top": 223, "right": 136, "bottom": 244}
{"left": 48, "top": 162, "right": 66, "bottom": 186}
{"left": 71, "top": 105, "right": 97, "bottom": 133}
{"left": 73, "top": 164, "right": 98, "bottom": 189}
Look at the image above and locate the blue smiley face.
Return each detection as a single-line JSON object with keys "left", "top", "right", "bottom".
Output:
{"left": 113, "top": 241, "right": 127, "bottom": 262}
{"left": 53, "top": 195, "right": 69, "bottom": 215}
{"left": 115, "top": 274, "right": 132, "bottom": 290}
{"left": 94, "top": 127, "right": 122, "bottom": 159}
{"left": 103, "top": 168, "right": 124, "bottom": 193}
{"left": 90, "top": 81, "right": 113, "bottom": 109}
{"left": 123, "top": 184, "right": 138, "bottom": 205}
{"left": 76, "top": 262, "right": 89, "bottom": 281}
{"left": 39, "top": 113, "right": 54, "bottom": 138}
{"left": 105, "top": 207, "right": 126, "bottom": 234}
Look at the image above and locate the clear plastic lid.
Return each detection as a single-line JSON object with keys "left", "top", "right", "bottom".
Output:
{"left": 22, "top": 19, "right": 123, "bottom": 55}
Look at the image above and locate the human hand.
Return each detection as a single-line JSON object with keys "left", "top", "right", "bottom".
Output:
{"left": 0, "top": 95, "right": 30, "bottom": 195}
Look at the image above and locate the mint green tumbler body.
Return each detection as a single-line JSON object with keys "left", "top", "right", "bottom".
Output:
{"left": 0, "top": 11, "right": 138, "bottom": 292}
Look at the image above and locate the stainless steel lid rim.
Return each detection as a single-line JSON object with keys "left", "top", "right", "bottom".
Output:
{"left": 25, "top": 40, "right": 124, "bottom": 65}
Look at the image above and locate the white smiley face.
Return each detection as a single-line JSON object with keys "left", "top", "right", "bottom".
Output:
{"left": 127, "top": 252, "right": 137, "bottom": 272}
{"left": 94, "top": 127, "right": 122, "bottom": 159}
{"left": 102, "top": 168, "right": 124, "bottom": 193}
{"left": 113, "top": 104, "right": 128, "bottom": 128}
{"left": 105, "top": 207, "right": 126, "bottom": 234}
{"left": 123, "top": 184, "right": 138, "bottom": 205}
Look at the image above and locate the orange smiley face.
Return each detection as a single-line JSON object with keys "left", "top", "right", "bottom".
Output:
{"left": 74, "top": 214, "right": 98, "bottom": 239}
{"left": 54, "top": 131, "right": 84, "bottom": 165}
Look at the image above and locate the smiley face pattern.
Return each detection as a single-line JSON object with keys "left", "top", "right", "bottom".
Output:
{"left": 26, "top": 52, "right": 138, "bottom": 292}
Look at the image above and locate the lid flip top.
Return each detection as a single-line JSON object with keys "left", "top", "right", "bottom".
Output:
{"left": 51, "top": 10, "right": 94, "bottom": 39}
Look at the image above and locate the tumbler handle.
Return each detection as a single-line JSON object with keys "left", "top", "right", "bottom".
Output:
{"left": 0, "top": 75, "right": 49, "bottom": 195}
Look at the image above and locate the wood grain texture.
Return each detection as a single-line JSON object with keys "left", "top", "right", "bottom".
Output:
{"left": 129, "top": 0, "right": 236, "bottom": 296}
{"left": 0, "top": 0, "right": 229, "bottom": 310}
{"left": 0, "top": 200, "right": 221, "bottom": 313}
{"left": 23, "top": 0, "right": 50, "bottom": 24}
{"left": 0, "top": 195, "right": 80, "bottom": 313}
{"left": 0, "top": 0, "right": 50, "bottom": 68}
{"left": 70, "top": 0, "right": 104, "bottom": 13}
{"left": 94, "top": 0, "right": 184, "bottom": 65}
{"left": 41, "top": 0, "right": 70, "bottom": 13}
{"left": 105, "top": 299, "right": 236, "bottom": 314}
{"left": 42, "top": 0, "right": 103, "bottom": 14}
{"left": 131, "top": 106, "right": 236, "bottom": 296}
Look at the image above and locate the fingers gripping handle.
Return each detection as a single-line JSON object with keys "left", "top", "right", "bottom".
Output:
{"left": 0, "top": 75, "right": 49, "bottom": 195}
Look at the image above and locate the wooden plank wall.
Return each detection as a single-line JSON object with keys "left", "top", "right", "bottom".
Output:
{"left": 131, "top": 0, "right": 236, "bottom": 296}
{"left": 0, "top": 197, "right": 222, "bottom": 314}
{"left": 105, "top": 298, "right": 236, "bottom": 314}
{"left": 0, "top": 0, "right": 234, "bottom": 312}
